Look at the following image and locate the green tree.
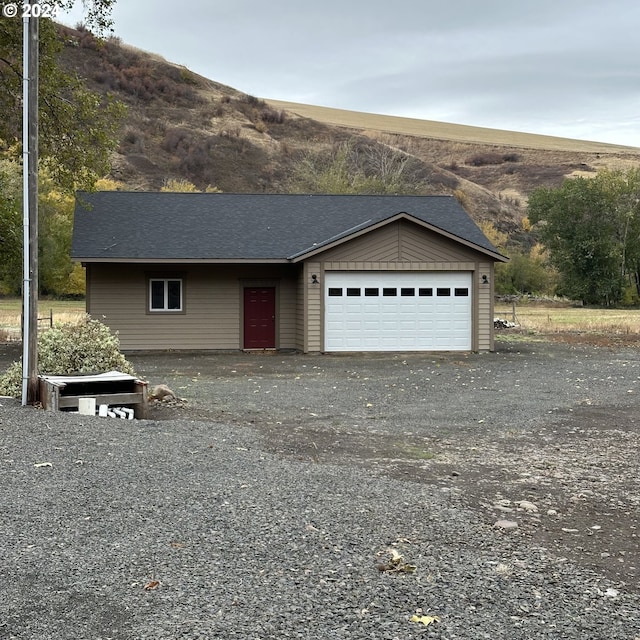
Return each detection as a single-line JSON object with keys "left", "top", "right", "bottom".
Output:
{"left": 494, "top": 246, "right": 558, "bottom": 296}
{"left": 0, "top": 2, "right": 123, "bottom": 295}
{"left": 0, "top": 159, "right": 88, "bottom": 296}
{"left": 528, "top": 169, "right": 640, "bottom": 305}
{"left": 0, "top": 156, "right": 22, "bottom": 293}
{"left": 38, "top": 173, "right": 76, "bottom": 295}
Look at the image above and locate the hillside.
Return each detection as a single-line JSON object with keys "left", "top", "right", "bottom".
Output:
{"left": 57, "top": 25, "right": 640, "bottom": 243}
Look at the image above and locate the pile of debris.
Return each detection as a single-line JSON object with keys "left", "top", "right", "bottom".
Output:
{"left": 494, "top": 318, "right": 519, "bottom": 329}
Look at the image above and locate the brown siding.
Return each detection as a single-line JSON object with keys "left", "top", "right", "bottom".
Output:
{"left": 304, "top": 261, "right": 322, "bottom": 352}
{"left": 295, "top": 267, "right": 306, "bottom": 351}
{"left": 476, "top": 262, "right": 494, "bottom": 351}
{"left": 302, "top": 220, "right": 497, "bottom": 353}
{"left": 88, "top": 263, "right": 298, "bottom": 350}
{"left": 319, "top": 220, "right": 481, "bottom": 263}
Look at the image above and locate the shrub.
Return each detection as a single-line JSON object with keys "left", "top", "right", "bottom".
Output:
{"left": 466, "top": 152, "right": 505, "bottom": 167}
{"left": 254, "top": 120, "right": 267, "bottom": 134}
{"left": 0, "top": 316, "right": 135, "bottom": 399}
{"left": 161, "top": 127, "right": 191, "bottom": 152}
{"left": 179, "top": 68, "right": 199, "bottom": 86}
{"left": 241, "top": 94, "right": 264, "bottom": 107}
{"left": 260, "top": 107, "right": 286, "bottom": 124}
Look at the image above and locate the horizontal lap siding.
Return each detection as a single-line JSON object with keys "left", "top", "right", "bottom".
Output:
{"left": 303, "top": 220, "right": 496, "bottom": 352}
{"left": 477, "top": 261, "right": 494, "bottom": 351}
{"left": 303, "top": 261, "right": 322, "bottom": 352}
{"left": 88, "top": 264, "right": 298, "bottom": 351}
{"left": 399, "top": 223, "right": 480, "bottom": 262}
{"left": 319, "top": 221, "right": 481, "bottom": 263}
{"left": 296, "top": 265, "right": 311, "bottom": 351}
{"left": 278, "top": 275, "right": 298, "bottom": 349}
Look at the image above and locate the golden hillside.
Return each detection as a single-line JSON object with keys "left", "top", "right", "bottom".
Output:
{"left": 265, "top": 100, "right": 639, "bottom": 154}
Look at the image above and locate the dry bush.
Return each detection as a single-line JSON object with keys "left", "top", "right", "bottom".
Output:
{"left": 467, "top": 152, "right": 507, "bottom": 166}
{"left": 121, "top": 127, "right": 145, "bottom": 152}
{"left": 503, "top": 152, "right": 521, "bottom": 162}
{"left": 240, "top": 94, "right": 264, "bottom": 107}
{"left": 179, "top": 143, "right": 213, "bottom": 176}
{"left": 220, "top": 126, "right": 241, "bottom": 138}
{"left": 260, "top": 107, "right": 286, "bottom": 125}
{"left": 161, "top": 127, "right": 192, "bottom": 153}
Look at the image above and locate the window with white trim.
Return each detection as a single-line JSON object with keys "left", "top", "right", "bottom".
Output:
{"left": 149, "top": 278, "right": 183, "bottom": 311}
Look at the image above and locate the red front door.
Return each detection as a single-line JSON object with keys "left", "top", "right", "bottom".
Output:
{"left": 243, "top": 287, "right": 276, "bottom": 349}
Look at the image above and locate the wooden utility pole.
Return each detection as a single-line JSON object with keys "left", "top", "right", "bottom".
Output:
{"left": 21, "top": 14, "right": 39, "bottom": 405}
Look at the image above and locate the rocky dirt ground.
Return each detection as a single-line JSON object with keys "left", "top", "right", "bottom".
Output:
{"left": 1, "top": 333, "right": 639, "bottom": 596}
{"left": 119, "top": 333, "right": 640, "bottom": 593}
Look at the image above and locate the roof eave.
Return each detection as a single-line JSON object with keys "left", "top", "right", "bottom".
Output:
{"left": 75, "top": 257, "right": 291, "bottom": 264}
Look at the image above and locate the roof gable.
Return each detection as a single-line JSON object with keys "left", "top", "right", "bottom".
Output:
{"left": 289, "top": 211, "right": 505, "bottom": 262}
{"left": 71, "top": 193, "right": 506, "bottom": 262}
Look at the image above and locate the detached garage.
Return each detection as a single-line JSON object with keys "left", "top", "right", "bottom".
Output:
{"left": 72, "top": 192, "right": 507, "bottom": 353}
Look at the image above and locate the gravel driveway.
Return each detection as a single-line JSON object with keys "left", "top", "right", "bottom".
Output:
{"left": 0, "top": 336, "right": 639, "bottom": 639}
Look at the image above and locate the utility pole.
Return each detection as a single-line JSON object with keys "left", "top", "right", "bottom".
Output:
{"left": 21, "top": 12, "right": 39, "bottom": 406}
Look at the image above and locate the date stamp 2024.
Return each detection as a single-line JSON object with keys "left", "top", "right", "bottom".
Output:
{"left": 2, "top": 3, "right": 60, "bottom": 18}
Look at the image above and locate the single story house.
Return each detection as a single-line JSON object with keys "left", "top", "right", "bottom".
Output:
{"left": 71, "top": 192, "right": 507, "bottom": 353}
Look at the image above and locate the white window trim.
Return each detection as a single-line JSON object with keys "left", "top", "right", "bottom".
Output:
{"left": 149, "top": 278, "right": 183, "bottom": 312}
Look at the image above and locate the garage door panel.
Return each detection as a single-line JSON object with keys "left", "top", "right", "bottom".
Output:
{"left": 325, "top": 272, "right": 472, "bottom": 351}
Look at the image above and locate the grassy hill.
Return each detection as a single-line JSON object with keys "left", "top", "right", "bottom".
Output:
{"left": 264, "top": 100, "right": 638, "bottom": 153}
{"left": 57, "top": 25, "right": 640, "bottom": 243}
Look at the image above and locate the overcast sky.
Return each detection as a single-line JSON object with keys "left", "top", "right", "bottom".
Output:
{"left": 58, "top": 0, "right": 640, "bottom": 147}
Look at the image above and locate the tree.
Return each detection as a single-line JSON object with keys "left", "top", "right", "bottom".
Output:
{"left": 0, "top": 155, "right": 22, "bottom": 293}
{"left": 0, "top": 158, "right": 88, "bottom": 296}
{"left": 0, "top": 1, "right": 125, "bottom": 194}
{"left": 0, "top": 2, "right": 124, "bottom": 295}
{"left": 292, "top": 138, "right": 425, "bottom": 194}
{"left": 528, "top": 169, "right": 640, "bottom": 305}
{"left": 494, "top": 246, "right": 558, "bottom": 296}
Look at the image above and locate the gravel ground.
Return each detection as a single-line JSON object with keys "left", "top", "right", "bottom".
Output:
{"left": 0, "top": 336, "right": 639, "bottom": 639}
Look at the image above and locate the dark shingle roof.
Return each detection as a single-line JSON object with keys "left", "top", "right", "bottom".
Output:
{"left": 71, "top": 192, "right": 503, "bottom": 261}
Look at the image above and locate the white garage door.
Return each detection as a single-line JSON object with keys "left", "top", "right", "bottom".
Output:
{"left": 324, "top": 272, "right": 472, "bottom": 351}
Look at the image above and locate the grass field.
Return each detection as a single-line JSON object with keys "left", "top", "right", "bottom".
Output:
{"left": 264, "top": 100, "right": 640, "bottom": 154}
{"left": 0, "top": 299, "right": 85, "bottom": 341}
{"left": 494, "top": 302, "right": 640, "bottom": 335}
